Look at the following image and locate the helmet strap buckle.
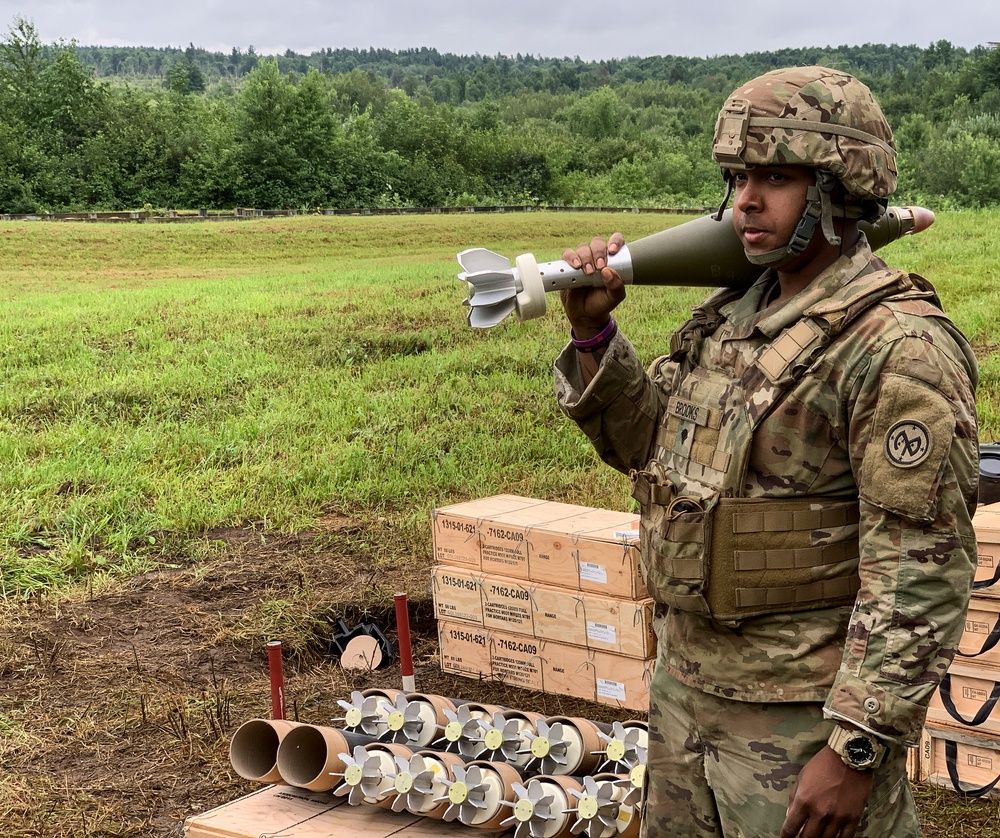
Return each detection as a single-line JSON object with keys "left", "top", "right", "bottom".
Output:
{"left": 786, "top": 196, "right": 822, "bottom": 255}
{"left": 815, "top": 171, "right": 842, "bottom": 247}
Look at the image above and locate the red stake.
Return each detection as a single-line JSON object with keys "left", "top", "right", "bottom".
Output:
{"left": 267, "top": 640, "right": 286, "bottom": 720}
{"left": 394, "top": 593, "right": 416, "bottom": 692}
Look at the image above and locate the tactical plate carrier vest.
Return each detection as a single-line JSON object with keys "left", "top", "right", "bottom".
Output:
{"left": 631, "top": 266, "right": 931, "bottom": 625}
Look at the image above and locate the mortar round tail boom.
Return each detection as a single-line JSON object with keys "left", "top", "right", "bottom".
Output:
{"left": 457, "top": 206, "right": 934, "bottom": 329}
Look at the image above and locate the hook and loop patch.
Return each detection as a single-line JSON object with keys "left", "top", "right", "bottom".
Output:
{"left": 859, "top": 371, "right": 954, "bottom": 522}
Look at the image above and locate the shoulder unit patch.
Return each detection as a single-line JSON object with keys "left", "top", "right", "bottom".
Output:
{"left": 884, "top": 420, "right": 932, "bottom": 469}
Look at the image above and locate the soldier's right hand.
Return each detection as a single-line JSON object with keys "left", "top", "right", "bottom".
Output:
{"left": 559, "top": 234, "right": 627, "bottom": 337}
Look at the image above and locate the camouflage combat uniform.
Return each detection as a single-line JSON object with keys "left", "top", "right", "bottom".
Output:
{"left": 553, "top": 238, "right": 979, "bottom": 836}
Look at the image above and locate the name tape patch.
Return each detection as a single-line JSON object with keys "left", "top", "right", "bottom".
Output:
{"left": 668, "top": 396, "right": 710, "bottom": 427}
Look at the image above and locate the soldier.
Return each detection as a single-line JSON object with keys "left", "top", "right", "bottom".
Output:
{"left": 554, "top": 66, "right": 979, "bottom": 837}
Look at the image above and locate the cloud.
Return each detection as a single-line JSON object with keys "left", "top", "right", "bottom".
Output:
{"left": 3, "top": 0, "right": 995, "bottom": 61}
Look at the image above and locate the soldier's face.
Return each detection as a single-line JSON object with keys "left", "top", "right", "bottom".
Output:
{"left": 731, "top": 165, "right": 812, "bottom": 257}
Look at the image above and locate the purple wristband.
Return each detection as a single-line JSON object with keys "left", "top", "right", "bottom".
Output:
{"left": 571, "top": 317, "right": 618, "bottom": 353}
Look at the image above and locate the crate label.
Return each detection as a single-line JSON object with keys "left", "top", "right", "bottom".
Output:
{"left": 587, "top": 621, "right": 617, "bottom": 644}
{"left": 580, "top": 562, "right": 608, "bottom": 584}
{"left": 481, "top": 542, "right": 526, "bottom": 569}
{"left": 597, "top": 678, "right": 627, "bottom": 701}
{"left": 483, "top": 600, "right": 530, "bottom": 625}
{"left": 963, "top": 685, "right": 990, "bottom": 701}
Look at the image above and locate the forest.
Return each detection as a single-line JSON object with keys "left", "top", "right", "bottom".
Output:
{"left": 2, "top": 15, "right": 1000, "bottom": 213}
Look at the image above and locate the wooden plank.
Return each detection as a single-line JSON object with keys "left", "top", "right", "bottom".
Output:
{"left": 184, "top": 784, "right": 508, "bottom": 838}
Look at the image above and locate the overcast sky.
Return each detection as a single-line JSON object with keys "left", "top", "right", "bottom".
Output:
{"left": 4, "top": 1, "right": 998, "bottom": 62}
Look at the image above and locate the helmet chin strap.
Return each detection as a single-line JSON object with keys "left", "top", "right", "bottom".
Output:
{"left": 744, "top": 171, "right": 842, "bottom": 268}
{"left": 714, "top": 170, "right": 857, "bottom": 269}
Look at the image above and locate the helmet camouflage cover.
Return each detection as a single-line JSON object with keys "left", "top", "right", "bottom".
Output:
{"left": 712, "top": 66, "right": 897, "bottom": 201}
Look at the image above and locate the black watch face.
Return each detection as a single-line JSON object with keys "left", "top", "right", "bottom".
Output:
{"left": 845, "top": 736, "right": 877, "bottom": 767}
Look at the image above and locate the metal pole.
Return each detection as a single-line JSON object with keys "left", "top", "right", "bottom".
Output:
{"left": 267, "top": 640, "right": 286, "bottom": 720}
{"left": 394, "top": 593, "right": 416, "bottom": 692}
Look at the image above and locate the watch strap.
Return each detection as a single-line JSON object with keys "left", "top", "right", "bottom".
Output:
{"left": 827, "top": 725, "right": 887, "bottom": 770}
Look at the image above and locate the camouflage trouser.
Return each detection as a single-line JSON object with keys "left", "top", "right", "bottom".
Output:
{"left": 640, "top": 668, "right": 919, "bottom": 838}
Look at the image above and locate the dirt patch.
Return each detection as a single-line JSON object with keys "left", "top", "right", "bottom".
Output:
{"left": 0, "top": 517, "right": 637, "bottom": 837}
{"left": 4, "top": 516, "right": 999, "bottom": 837}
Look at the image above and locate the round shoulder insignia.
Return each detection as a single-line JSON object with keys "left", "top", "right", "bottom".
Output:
{"left": 884, "top": 420, "right": 932, "bottom": 469}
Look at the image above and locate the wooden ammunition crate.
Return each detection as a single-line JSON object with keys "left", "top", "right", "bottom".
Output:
{"left": 437, "top": 619, "right": 653, "bottom": 711}
{"left": 432, "top": 495, "right": 644, "bottom": 598}
{"left": 921, "top": 723, "right": 1000, "bottom": 799}
{"left": 955, "top": 596, "right": 1000, "bottom": 671}
{"left": 973, "top": 503, "right": 1000, "bottom": 597}
{"left": 431, "top": 565, "right": 656, "bottom": 659}
{"left": 906, "top": 729, "right": 931, "bottom": 783}
{"left": 927, "top": 663, "right": 1000, "bottom": 736}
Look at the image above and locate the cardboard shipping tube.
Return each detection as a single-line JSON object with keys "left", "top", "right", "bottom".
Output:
{"left": 275, "top": 724, "right": 376, "bottom": 792}
{"left": 367, "top": 742, "right": 416, "bottom": 809}
{"left": 516, "top": 775, "right": 584, "bottom": 838}
{"left": 589, "top": 773, "right": 643, "bottom": 838}
{"left": 540, "top": 716, "right": 607, "bottom": 776}
{"left": 385, "top": 692, "right": 457, "bottom": 748}
{"left": 229, "top": 718, "right": 302, "bottom": 784}
{"left": 390, "top": 750, "right": 466, "bottom": 818}
{"left": 456, "top": 760, "right": 524, "bottom": 830}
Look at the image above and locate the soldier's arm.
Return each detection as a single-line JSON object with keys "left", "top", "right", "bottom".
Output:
{"left": 783, "top": 327, "right": 978, "bottom": 837}
{"left": 827, "top": 330, "right": 979, "bottom": 744}
{"left": 553, "top": 330, "right": 663, "bottom": 476}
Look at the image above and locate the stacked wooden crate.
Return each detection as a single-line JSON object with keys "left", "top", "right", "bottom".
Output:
{"left": 918, "top": 502, "right": 1000, "bottom": 796}
{"left": 431, "top": 494, "right": 655, "bottom": 711}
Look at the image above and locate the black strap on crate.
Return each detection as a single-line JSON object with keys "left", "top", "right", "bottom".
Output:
{"left": 973, "top": 563, "right": 1000, "bottom": 591}
{"left": 955, "top": 616, "right": 1000, "bottom": 658}
{"left": 945, "top": 740, "right": 1000, "bottom": 798}
{"left": 938, "top": 674, "right": 1000, "bottom": 726}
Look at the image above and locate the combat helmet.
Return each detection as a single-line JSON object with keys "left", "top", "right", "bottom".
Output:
{"left": 711, "top": 66, "right": 897, "bottom": 267}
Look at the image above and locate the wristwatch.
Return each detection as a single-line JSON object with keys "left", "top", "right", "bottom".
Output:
{"left": 827, "top": 726, "right": 887, "bottom": 771}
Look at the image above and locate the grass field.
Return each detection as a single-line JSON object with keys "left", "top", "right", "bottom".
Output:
{"left": 0, "top": 210, "right": 998, "bottom": 836}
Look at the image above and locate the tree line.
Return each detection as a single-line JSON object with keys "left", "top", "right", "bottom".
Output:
{"left": 2, "top": 16, "right": 999, "bottom": 214}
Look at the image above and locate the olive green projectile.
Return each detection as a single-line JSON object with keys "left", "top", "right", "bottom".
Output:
{"left": 628, "top": 206, "right": 932, "bottom": 288}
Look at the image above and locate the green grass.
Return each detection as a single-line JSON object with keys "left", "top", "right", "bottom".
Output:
{"left": 0, "top": 209, "right": 997, "bottom": 594}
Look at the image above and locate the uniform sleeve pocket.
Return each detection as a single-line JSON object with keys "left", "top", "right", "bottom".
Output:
{"left": 858, "top": 372, "right": 955, "bottom": 522}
